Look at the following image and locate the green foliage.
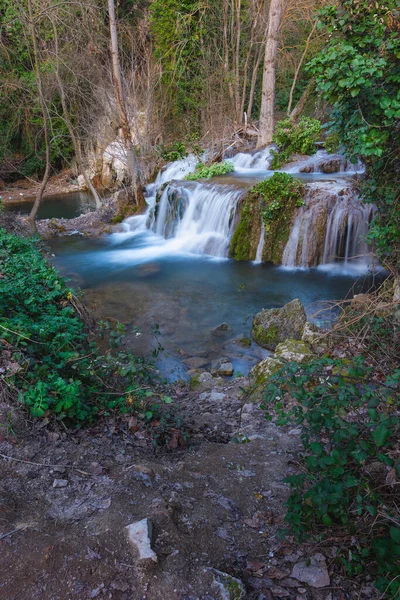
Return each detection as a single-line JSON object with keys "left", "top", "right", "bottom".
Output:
{"left": 270, "top": 118, "right": 322, "bottom": 169}
{"left": 0, "top": 229, "right": 156, "bottom": 425}
{"left": 264, "top": 354, "right": 400, "bottom": 596}
{"left": 158, "top": 142, "right": 188, "bottom": 162}
{"left": 307, "top": 0, "right": 400, "bottom": 268}
{"left": 229, "top": 173, "right": 304, "bottom": 263}
{"left": 184, "top": 161, "right": 234, "bottom": 180}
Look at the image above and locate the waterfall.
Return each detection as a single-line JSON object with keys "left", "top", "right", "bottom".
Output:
{"left": 254, "top": 221, "right": 265, "bottom": 264}
{"left": 120, "top": 155, "right": 199, "bottom": 235}
{"left": 282, "top": 184, "right": 375, "bottom": 270}
{"left": 285, "top": 150, "right": 364, "bottom": 175}
{"left": 151, "top": 182, "right": 244, "bottom": 257}
{"left": 230, "top": 146, "right": 274, "bottom": 171}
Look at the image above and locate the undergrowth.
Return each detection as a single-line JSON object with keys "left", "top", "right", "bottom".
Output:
{"left": 262, "top": 297, "right": 400, "bottom": 597}
{"left": 270, "top": 117, "right": 321, "bottom": 169}
{"left": 0, "top": 229, "right": 169, "bottom": 426}
{"left": 184, "top": 161, "right": 234, "bottom": 180}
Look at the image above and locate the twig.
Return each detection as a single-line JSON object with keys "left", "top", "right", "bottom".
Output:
{"left": 0, "top": 453, "right": 89, "bottom": 475}
{"left": 0, "top": 526, "right": 26, "bottom": 540}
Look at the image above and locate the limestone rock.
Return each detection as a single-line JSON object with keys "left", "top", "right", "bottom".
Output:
{"left": 205, "top": 567, "right": 246, "bottom": 600}
{"left": 250, "top": 357, "right": 284, "bottom": 385}
{"left": 275, "top": 340, "right": 314, "bottom": 364}
{"left": 215, "top": 362, "right": 234, "bottom": 376}
{"left": 52, "top": 479, "right": 68, "bottom": 488}
{"left": 252, "top": 299, "right": 307, "bottom": 350}
{"left": 301, "top": 322, "right": 328, "bottom": 353}
{"left": 184, "top": 356, "right": 210, "bottom": 370}
{"left": 291, "top": 553, "right": 330, "bottom": 588}
{"left": 212, "top": 322, "right": 231, "bottom": 335}
{"left": 125, "top": 518, "right": 157, "bottom": 564}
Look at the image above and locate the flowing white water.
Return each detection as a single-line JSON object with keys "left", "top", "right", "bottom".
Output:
{"left": 254, "top": 221, "right": 265, "bottom": 264}
{"left": 229, "top": 146, "right": 274, "bottom": 171}
{"left": 285, "top": 150, "right": 364, "bottom": 175}
{"left": 282, "top": 185, "right": 375, "bottom": 271}
{"left": 112, "top": 149, "right": 373, "bottom": 270}
{"left": 151, "top": 182, "right": 244, "bottom": 257}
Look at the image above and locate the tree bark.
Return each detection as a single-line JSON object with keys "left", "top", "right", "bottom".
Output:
{"left": 27, "top": 0, "right": 51, "bottom": 231}
{"left": 257, "top": 0, "right": 282, "bottom": 148}
{"left": 107, "top": 0, "right": 144, "bottom": 207}
{"left": 51, "top": 19, "right": 102, "bottom": 208}
{"left": 287, "top": 21, "right": 317, "bottom": 116}
{"left": 289, "top": 78, "right": 315, "bottom": 122}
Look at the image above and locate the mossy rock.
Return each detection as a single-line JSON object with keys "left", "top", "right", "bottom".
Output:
{"left": 250, "top": 356, "right": 284, "bottom": 386}
{"left": 251, "top": 299, "right": 307, "bottom": 350}
{"left": 275, "top": 339, "right": 314, "bottom": 363}
{"left": 229, "top": 192, "right": 262, "bottom": 261}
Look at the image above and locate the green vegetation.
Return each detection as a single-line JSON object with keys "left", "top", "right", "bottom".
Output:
{"left": 0, "top": 229, "right": 160, "bottom": 425}
{"left": 230, "top": 173, "right": 304, "bottom": 263}
{"left": 270, "top": 117, "right": 322, "bottom": 169}
{"left": 158, "top": 142, "right": 188, "bottom": 162}
{"left": 308, "top": 0, "right": 400, "bottom": 269}
{"left": 263, "top": 293, "right": 400, "bottom": 596}
{"left": 184, "top": 161, "right": 234, "bottom": 180}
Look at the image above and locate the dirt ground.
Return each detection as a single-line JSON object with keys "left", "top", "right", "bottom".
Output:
{"left": 1, "top": 172, "right": 81, "bottom": 205}
{"left": 0, "top": 376, "right": 380, "bottom": 600}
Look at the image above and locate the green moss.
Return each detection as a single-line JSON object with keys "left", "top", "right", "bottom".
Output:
{"left": 252, "top": 324, "right": 279, "bottom": 347}
{"left": 229, "top": 192, "right": 261, "bottom": 261}
{"left": 230, "top": 173, "right": 304, "bottom": 265}
{"left": 189, "top": 374, "right": 201, "bottom": 390}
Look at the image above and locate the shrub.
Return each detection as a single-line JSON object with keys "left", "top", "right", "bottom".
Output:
{"left": 0, "top": 229, "right": 157, "bottom": 425}
{"left": 184, "top": 161, "right": 234, "bottom": 180}
{"left": 263, "top": 352, "right": 400, "bottom": 597}
{"left": 158, "top": 142, "right": 188, "bottom": 162}
{"left": 270, "top": 117, "right": 322, "bottom": 169}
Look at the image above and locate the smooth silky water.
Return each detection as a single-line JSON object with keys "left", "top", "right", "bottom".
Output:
{"left": 5, "top": 191, "right": 97, "bottom": 220}
{"left": 50, "top": 232, "right": 379, "bottom": 381}
{"left": 42, "top": 148, "right": 377, "bottom": 381}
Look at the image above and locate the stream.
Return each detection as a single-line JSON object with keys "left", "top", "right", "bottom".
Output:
{"left": 47, "top": 148, "right": 379, "bottom": 381}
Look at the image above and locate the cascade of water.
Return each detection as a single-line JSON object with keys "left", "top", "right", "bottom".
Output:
{"left": 230, "top": 146, "right": 274, "bottom": 171}
{"left": 254, "top": 221, "right": 265, "bottom": 264}
{"left": 151, "top": 182, "right": 244, "bottom": 257}
{"left": 121, "top": 155, "right": 199, "bottom": 235}
{"left": 285, "top": 150, "right": 364, "bottom": 175}
{"left": 283, "top": 185, "right": 375, "bottom": 269}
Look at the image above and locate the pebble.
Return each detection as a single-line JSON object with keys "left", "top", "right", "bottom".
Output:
{"left": 125, "top": 518, "right": 157, "bottom": 563}
{"left": 52, "top": 479, "right": 68, "bottom": 488}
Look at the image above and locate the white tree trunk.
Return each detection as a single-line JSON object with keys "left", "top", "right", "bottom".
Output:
{"left": 107, "top": 0, "right": 143, "bottom": 205}
{"left": 257, "top": 0, "right": 282, "bottom": 148}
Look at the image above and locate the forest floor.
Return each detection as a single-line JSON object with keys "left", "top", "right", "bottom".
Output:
{"left": 0, "top": 375, "right": 380, "bottom": 600}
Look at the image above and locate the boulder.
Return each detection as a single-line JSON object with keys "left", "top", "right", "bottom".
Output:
{"left": 251, "top": 299, "right": 307, "bottom": 350}
{"left": 275, "top": 339, "right": 314, "bottom": 364}
{"left": 301, "top": 322, "right": 328, "bottom": 353}
{"left": 214, "top": 362, "right": 234, "bottom": 377}
{"left": 250, "top": 357, "right": 284, "bottom": 385}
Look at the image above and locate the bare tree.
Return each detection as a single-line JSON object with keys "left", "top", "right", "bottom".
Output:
{"left": 258, "top": 0, "right": 283, "bottom": 147}
{"left": 27, "top": 0, "right": 51, "bottom": 231}
{"left": 107, "top": 0, "right": 143, "bottom": 206}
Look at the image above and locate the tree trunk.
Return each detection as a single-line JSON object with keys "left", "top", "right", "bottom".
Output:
{"left": 287, "top": 21, "right": 317, "bottom": 116}
{"left": 257, "top": 0, "right": 282, "bottom": 148}
{"left": 27, "top": 0, "right": 51, "bottom": 231}
{"left": 289, "top": 78, "right": 315, "bottom": 122}
{"left": 107, "top": 0, "right": 144, "bottom": 207}
{"left": 51, "top": 20, "right": 102, "bottom": 209}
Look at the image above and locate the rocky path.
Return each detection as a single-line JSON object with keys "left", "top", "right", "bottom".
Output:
{"left": 0, "top": 376, "right": 378, "bottom": 600}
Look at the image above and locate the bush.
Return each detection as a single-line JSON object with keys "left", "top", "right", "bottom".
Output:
{"left": 158, "top": 142, "right": 188, "bottom": 162}
{"left": 184, "top": 161, "right": 234, "bottom": 180}
{"left": 270, "top": 117, "right": 322, "bottom": 169}
{"left": 0, "top": 229, "right": 158, "bottom": 425}
{"left": 263, "top": 351, "right": 400, "bottom": 597}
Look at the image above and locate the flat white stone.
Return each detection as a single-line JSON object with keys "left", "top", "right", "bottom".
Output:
{"left": 125, "top": 518, "right": 157, "bottom": 563}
